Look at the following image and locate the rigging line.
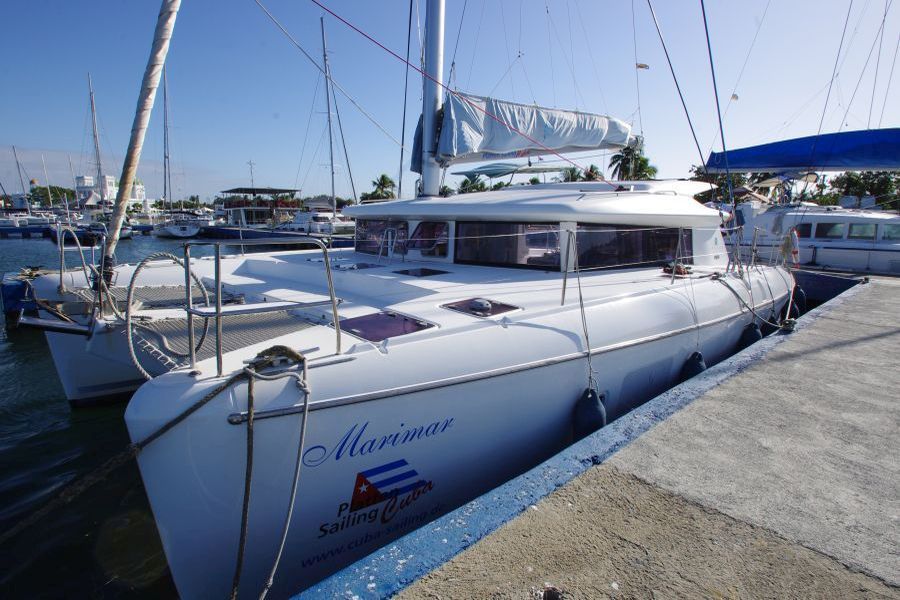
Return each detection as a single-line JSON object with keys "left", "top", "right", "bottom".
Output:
{"left": 499, "top": 0, "right": 517, "bottom": 99}
{"left": 706, "top": 0, "right": 772, "bottom": 154}
{"left": 837, "top": 0, "right": 894, "bottom": 133}
{"left": 299, "top": 126, "right": 328, "bottom": 193}
{"left": 331, "top": 71, "right": 358, "bottom": 202}
{"left": 812, "top": 0, "right": 855, "bottom": 155}
{"left": 518, "top": 58, "right": 538, "bottom": 106}
{"left": 398, "top": 0, "right": 414, "bottom": 199}
{"left": 878, "top": 28, "right": 900, "bottom": 126}
{"left": 575, "top": 0, "right": 610, "bottom": 112}
{"left": 868, "top": 0, "right": 890, "bottom": 127}
{"left": 465, "top": 0, "right": 487, "bottom": 91}
{"left": 545, "top": 1, "right": 588, "bottom": 110}
{"left": 487, "top": 55, "right": 521, "bottom": 97}
{"left": 311, "top": 0, "right": 615, "bottom": 183}
{"left": 837, "top": 0, "right": 875, "bottom": 75}
{"left": 446, "top": 0, "right": 468, "bottom": 88}
{"left": 293, "top": 73, "right": 322, "bottom": 190}
{"left": 545, "top": 1, "right": 557, "bottom": 107}
{"left": 253, "top": 0, "right": 405, "bottom": 149}
{"left": 700, "top": 0, "right": 742, "bottom": 273}
{"left": 566, "top": 0, "right": 577, "bottom": 108}
{"left": 631, "top": 0, "right": 643, "bottom": 136}
{"left": 646, "top": 0, "right": 708, "bottom": 177}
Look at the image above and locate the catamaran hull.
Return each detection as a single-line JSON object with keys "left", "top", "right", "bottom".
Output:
{"left": 126, "top": 277, "right": 790, "bottom": 598}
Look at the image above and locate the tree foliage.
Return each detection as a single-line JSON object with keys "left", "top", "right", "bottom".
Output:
{"left": 24, "top": 185, "right": 76, "bottom": 207}
{"left": 458, "top": 175, "right": 487, "bottom": 194}
{"left": 609, "top": 146, "right": 657, "bottom": 180}
{"left": 360, "top": 174, "right": 396, "bottom": 201}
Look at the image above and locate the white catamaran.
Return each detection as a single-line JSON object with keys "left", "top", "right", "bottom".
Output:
{"left": 17, "top": 1, "right": 796, "bottom": 596}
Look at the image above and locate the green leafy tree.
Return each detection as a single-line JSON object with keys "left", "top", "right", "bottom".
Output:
{"left": 439, "top": 185, "right": 453, "bottom": 197}
{"left": 27, "top": 185, "right": 76, "bottom": 207}
{"left": 528, "top": 176, "right": 541, "bottom": 185}
{"left": 829, "top": 171, "right": 899, "bottom": 209}
{"left": 368, "top": 174, "right": 396, "bottom": 200}
{"left": 609, "top": 146, "right": 658, "bottom": 180}
{"left": 491, "top": 181, "right": 510, "bottom": 191}
{"left": 458, "top": 175, "right": 487, "bottom": 194}
{"left": 688, "top": 165, "right": 748, "bottom": 200}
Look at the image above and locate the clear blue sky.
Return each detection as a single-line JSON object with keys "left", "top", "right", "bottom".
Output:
{"left": 1, "top": 0, "right": 897, "bottom": 202}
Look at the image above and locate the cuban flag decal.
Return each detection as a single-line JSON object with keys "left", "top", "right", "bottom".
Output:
{"left": 350, "top": 459, "right": 426, "bottom": 512}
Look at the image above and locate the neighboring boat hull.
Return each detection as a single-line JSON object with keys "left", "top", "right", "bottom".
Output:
{"left": 153, "top": 223, "right": 201, "bottom": 238}
{"left": 733, "top": 239, "right": 900, "bottom": 275}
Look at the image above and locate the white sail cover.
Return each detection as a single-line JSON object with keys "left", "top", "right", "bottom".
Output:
{"left": 436, "top": 93, "right": 633, "bottom": 166}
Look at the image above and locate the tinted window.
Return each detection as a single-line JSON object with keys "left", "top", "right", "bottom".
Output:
{"left": 355, "top": 219, "right": 408, "bottom": 255}
{"left": 455, "top": 222, "right": 560, "bottom": 269}
{"left": 794, "top": 223, "right": 812, "bottom": 238}
{"left": 576, "top": 225, "right": 692, "bottom": 270}
{"left": 408, "top": 221, "right": 449, "bottom": 257}
{"left": 815, "top": 223, "right": 844, "bottom": 239}
{"left": 848, "top": 223, "right": 876, "bottom": 240}
{"left": 883, "top": 224, "right": 900, "bottom": 240}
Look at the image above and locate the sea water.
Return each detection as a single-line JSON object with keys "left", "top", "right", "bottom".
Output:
{"left": 0, "top": 235, "right": 206, "bottom": 598}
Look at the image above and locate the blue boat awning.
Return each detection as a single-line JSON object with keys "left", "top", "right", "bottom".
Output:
{"left": 705, "top": 128, "right": 900, "bottom": 173}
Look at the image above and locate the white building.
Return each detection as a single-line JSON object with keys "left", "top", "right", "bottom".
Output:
{"left": 75, "top": 174, "right": 146, "bottom": 207}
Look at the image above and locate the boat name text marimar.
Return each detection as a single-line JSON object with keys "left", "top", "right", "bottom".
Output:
{"left": 302, "top": 418, "right": 455, "bottom": 467}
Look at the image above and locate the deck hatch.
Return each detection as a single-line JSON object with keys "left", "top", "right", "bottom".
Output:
{"left": 340, "top": 311, "right": 434, "bottom": 342}
{"left": 392, "top": 268, "right": 449, "bottom": 277}
{"left": 442, "top": 298, "right": 520, "bottom": 318}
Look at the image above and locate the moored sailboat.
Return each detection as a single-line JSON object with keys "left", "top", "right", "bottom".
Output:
{"left": 118, "top": 2, "right": 794, "bottom": 597}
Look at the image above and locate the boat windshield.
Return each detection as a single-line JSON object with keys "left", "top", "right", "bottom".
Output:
{"left": 454, "top": 222, "right": 560, "bottom": 269}
{"left": 575, "top": 225, "right": 692, "bottom": 270}
{"left": 355, "top": 219, "right": 409, "bottom": 255}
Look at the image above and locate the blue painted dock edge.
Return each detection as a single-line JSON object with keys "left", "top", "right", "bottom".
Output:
{"left": 297, "top": 280, "right": 865, "bottom": 599}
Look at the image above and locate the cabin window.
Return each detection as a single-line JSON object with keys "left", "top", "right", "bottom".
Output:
{"left": 883, "top": 224, "right": 900, "bottom": 240}
{"left": 575, "top": 225, "right": 692, "bottom": 270}
{"left": 454, "top": 222, "right": 560, "bottom": 269}
{"left": 814, "top": 223, "right": 845, "bottom": 239}
{"left": 794, "top": 223, "right": 812, "bottom": 238}
{"left": 408, "top": 221, "right": 449, "bottom": 257}
{"left": 848, "top": 223, "right": 876, "bottom": 240}
{"left": 355, "top": 219, "right": 408, "bottom": 255}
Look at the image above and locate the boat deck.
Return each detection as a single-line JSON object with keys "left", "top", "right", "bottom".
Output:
{"left": 306, "top": 276, "right": 900, "bottom": 598}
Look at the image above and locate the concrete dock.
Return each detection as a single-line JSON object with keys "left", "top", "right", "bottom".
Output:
{"left": 400, "top": 278, "right": 899, "bottom": 599}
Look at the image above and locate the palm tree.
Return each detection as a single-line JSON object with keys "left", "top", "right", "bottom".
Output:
{"left": 561, "top": 167, "right": 582, "bottom": 182}
{"left": 458, "top": 175, "right": 487, "bottom": 194}
{"left": 370, "top": 174, "right": 396, "bottom": 199}
{"left": 439, "top": 184, "right": 453, "bottom": 197}
{"left": 610, "top": 146, "right": 657, "bottom": 180}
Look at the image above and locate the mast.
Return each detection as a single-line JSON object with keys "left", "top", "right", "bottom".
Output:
{"left": 88, "top": 74, "right": 104, "bottom": 202}
{"left": 11, "top": 145, "right": 30, "bottom": 214}
{"left": 105, "top": 0, "right": 181, "bottom": 260}
{"left": 321, "top": 17, "right": 337, "bottom": 219}
{"left": 41, "top": 154, "right": 54, "bottom": 208}
{"left": 420, "top": 0, "right": 445, "bottom": 197}
{"left": 163, "top": 65, "right": 172, "bottom": 211}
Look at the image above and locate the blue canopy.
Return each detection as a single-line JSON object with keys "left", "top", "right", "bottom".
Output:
{"left": 705, "top": 128, "right": 900, "bottom": 173}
